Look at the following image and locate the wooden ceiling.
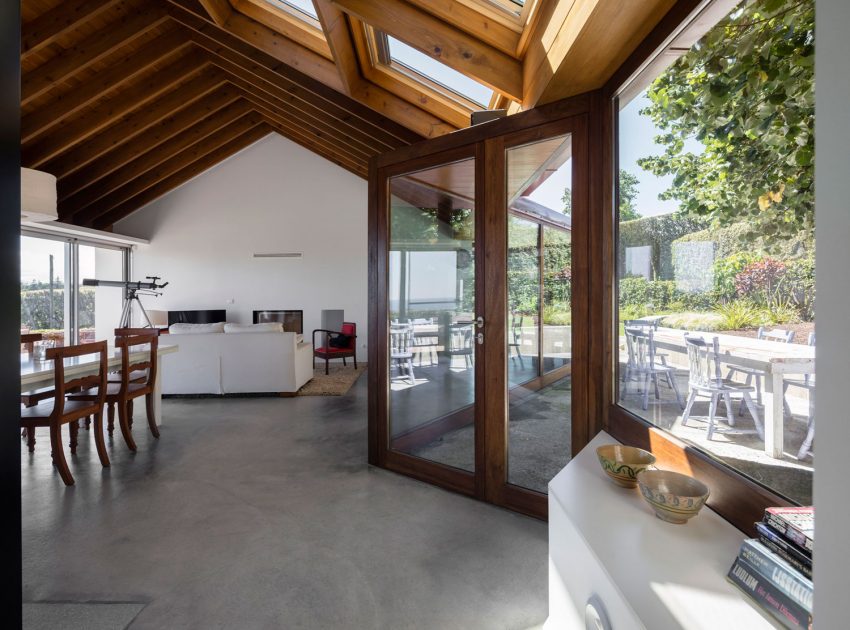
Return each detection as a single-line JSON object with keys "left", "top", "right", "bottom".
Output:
{"left": 20, "top": 0, "right": 677, "bottom": 229}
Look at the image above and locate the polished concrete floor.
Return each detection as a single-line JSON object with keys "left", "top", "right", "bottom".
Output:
{"left": 22, "top": 377, "right": 548, "bottom": 630}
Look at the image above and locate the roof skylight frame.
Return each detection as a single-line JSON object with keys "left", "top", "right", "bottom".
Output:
{"left": 261, "top": 0, "right": 322, "bottom": 31}
{"left": 459, "top": 0, "right": 536, "bottom": 28}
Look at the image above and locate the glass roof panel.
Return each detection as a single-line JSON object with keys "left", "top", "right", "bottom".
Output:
{"left": 387, "top": 36, "right": 494, "bottom": 108}
{"left": 265, "top": 0, "right": 318, "bottom": 20}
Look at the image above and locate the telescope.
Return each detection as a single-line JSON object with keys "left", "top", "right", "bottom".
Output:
{"left": 82, "top": 276, "right": 168, "bottom": 328}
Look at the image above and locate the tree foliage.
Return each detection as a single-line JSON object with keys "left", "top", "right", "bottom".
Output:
{"left": 563, "top": 169, "right": 640, "bottom": 220}
{"left": 638, "top": 0, "right": 814, "bottom": 245}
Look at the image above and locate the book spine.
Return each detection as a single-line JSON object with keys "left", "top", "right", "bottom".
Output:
{"left": 740, "top": 541, "right": 813, "bottom": 612}
{"left": 765, "top": 513, "right": 814, "bottom": 556}
{"left": 756, "top": 522, "right": 813, "bottom": 566}
{"left": 728, "top": 558, "right": 812, "bottom": 630}
{"left": 758, "top": 534, "right": 813, "bottom": 579}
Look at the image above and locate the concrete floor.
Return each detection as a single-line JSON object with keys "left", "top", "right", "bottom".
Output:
{"left": 22, "top": 377, "right": 549, "bottom": 630}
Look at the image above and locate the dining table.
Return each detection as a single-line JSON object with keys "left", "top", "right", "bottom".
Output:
{"left": 650, "top": 328, "right": 815, "bottom": 459}
{"left": 21, "top": 344, "right": 179, "bottom": 427}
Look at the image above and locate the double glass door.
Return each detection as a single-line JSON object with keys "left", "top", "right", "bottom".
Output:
{"left": 375, "top": 118, "right": 586, "bottom": 517}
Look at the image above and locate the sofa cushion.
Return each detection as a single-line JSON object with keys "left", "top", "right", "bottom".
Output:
{"left": 224, "top": 322, "right": 283, "bottom": 333}
{"left": 169, "top": 322, "right": 225, "bottom": 334}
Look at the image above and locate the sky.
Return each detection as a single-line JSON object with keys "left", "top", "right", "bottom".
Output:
{"left": 21, "top": 237, "right": 100, "bottom": 284}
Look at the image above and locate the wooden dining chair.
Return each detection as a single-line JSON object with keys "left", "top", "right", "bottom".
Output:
{"left": 20, "top": 332, "right": 55, "bottom": 409}
{"left": 102, "top": 327, "right": 160, "bottom": 430}
{"left": 20, "top": 341, "right": 110, "bottom": 485}
{"left": 70, "top": 332, "right": 159, "bottom": 451}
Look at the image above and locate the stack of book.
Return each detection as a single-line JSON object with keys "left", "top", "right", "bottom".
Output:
{"left": 727, "top": 506, "right": 813, "bottom": 629}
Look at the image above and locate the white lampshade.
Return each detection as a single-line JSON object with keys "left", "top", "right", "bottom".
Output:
{"left": 21, "top": 167, "right": 58, "bottom": 222}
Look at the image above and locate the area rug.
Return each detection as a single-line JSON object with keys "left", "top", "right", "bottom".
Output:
{"left": 297, "top": 364, "right": 367, "bottom": 396}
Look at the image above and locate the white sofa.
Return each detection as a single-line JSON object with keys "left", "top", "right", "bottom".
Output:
{"left": 162, "top": 324, "right": 313, "bottom": 395}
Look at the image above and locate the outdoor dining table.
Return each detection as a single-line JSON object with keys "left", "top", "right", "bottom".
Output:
{"left": 21, "top": 344, "right": 179, "bottom": 427}
{"left": 651, "top": 328, "right": 814, "bottom": 459}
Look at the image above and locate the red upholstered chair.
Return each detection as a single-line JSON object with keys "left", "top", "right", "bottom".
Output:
{"left": 313, "top": 322, "right": 357, "bottom": 375}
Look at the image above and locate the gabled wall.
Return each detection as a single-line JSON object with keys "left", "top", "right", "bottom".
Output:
{"left": 115, "top": 133, "right": 368, "bottom": 360}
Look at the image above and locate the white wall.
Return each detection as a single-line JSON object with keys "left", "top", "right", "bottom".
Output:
{"left": 813, "top": 0, "right": 850, "bottom": 626}
{"left": 114, "top": 134, "right": 368, "bottom": 360}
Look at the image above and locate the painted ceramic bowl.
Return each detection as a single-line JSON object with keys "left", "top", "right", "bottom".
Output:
{"left": 596, "top": 444, "right": 656, "bottom": 488}
{"left": 636, "top": 470, "right": 710, "bottom": 524}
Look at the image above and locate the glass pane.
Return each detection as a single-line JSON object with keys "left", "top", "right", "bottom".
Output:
{"left": 616, "top": 0, "right": 814, "bottom": 504}
{"left": 79, "top": 244, "right": 125, "bottom": 342}
{"left": 388, "top": 157, "right": 476, "bottom": 473}
{"left": 506, "top": 134, "right": 572, "bottom": 493}
{"left": 20, "top": 236, "right": 69, "bottom": 347}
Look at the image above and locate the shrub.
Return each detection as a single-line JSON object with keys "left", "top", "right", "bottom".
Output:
{"left": 619, "top": 277, "right": 681, "bottom": 310}
{"left": 735, "top": 258, "right": 787, "bottom": 301}
{"left": 543, "top": 303, "right": 571, "bottom": 326}
{"left": 661, "top": 312, "right": 726, "bottom": 331}
{"left": 714, "top": 300, "right": 767, "bottom": 330}
{"left": 713, "top": 252, "right": 760, "bottom": 300}
{"left": 763, "top": 295, "right": 801, "bottom": 325}
{"left": 783, "top": 255, "right": 815, "bottom": 321}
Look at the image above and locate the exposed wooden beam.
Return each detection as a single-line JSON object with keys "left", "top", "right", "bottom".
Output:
{"left": 75, "top": 113, "right": 265, "bottom": 225}
{"left": 44, "top": 67, "right": 228, "bottom": 180}
{"left": 21, "top": 0, "right": 123, "bottom": 60}
{"left": 21, "top": 3, "right": 168, "bottom": 106}
{"left": 522, "top": 0, "right": 677, "bottom": 107}
{"left": 23, "top": 54, "right": 209, "bottom": 169}
{"left": 313, "top": 0, "right": 358, "bottom": 94}
{"left": 21, "top": 28, "right": 190, "bottom": 145}
{"left": 232, "top": 0, "right": 332, "bottom": 59}
{"left": 60, "top": 99, "right": 255, "bottom": 219}
{"left": 197, "top": 0, "right": 233, "bottom": 27}
{"left": 402, "top": 0, "right": 521, "bottom": 57}
{"left": 91, "top": 125, "right": 273, "bottom": 229}
{"left": 331, "top": 0, "right": 523, "bottom": 100}
{"left": 168, "top": 0, "right": 451, "bottom": 139}
{"left": 58, "top": 85, "right": 243, "bottom": 199}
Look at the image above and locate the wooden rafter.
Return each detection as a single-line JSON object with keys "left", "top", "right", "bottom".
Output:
{"left": 91, "top": 125, "right": 273, "bottom": 229}
{"left": 232, "top": 0, "right": 332, "bottom": 59}
{"left": 21, "top": 4, "right": 168, "bottom": 106}
{"left": 21, "top": 0, "right": 124, "bottom": 60}
{"left": 331, "top": 0, "right": 523, "bottom": 100}
{"left": 197, "top": 0, "right": 233, "bottom": 27}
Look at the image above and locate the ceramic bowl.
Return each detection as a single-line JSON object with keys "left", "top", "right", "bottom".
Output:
{"left": 636, "top": 470, "right": 710, "bottom": 524}
{"left": 596, "top": 444, "right": 656, "bottom": 488}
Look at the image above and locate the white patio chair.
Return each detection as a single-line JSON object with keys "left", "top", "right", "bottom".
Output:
{"left": 783, "top": 332, "right": 816, "bottom": 459}
{"left": 682, "top": 335, "right": 763, "bottom": 442}
{"left": 446, "top": 322, "right": 474, "bottom": 368}
{"left": 390, "top": 323, "right": 415, "bottom": 384}
{"left": 726, "top": 326, "right": 794, "bottom": 412}
{"left": 509, "top": 314, "right": 524, "bottom": 367}
{"left": 620, "top": 328, "right": 684, "bottom": 411}
{"left": 411, "top": 317, "right": 438, "bottom": 366}
{"left": 620, "top": 319, "right": 668, "bottom": 384}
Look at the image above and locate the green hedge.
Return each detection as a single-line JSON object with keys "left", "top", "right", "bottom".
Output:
{"left": 21, "top": 287, "right": 95, "bottom": 330}
{"left": 673, "top": 221, "right": 814, "bottom": 260}
{"left": 618, "top": 214, "right": 707, "bottom": 280}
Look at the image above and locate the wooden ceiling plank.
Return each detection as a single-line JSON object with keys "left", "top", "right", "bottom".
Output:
{"left": 260, "top": 117, "right": 367, "bottom": 177}
{"left": 21, "top": 28, "right": 190, "bottom": 145}
{"left": 21, "top": 0, "right": 124, "bottom": 60}
{"left": 170, "top": 1, "right": 449, "bottom": 140}
{"left": 23, "top": 55, "right": 210, "bottom": 169}
{"left": 197, "top": 0, "right": 233, "bottom": 27}
{"left": 331, "top": 0, "right": 523, "bottom": 100}
{"left": 21, "top": 4, "right": 168, "bottom": 106}
{"left": 60, "top": 99, "right": 255, "bottom": 219}
{"left": 232, "top": 0, "right": 332, "bottom": 59}
{"left": 402, "top": 0, "right": 521, "bottom": 57}
{"left": 44, "top": 68, "right": 228, "bottom": 180}
{"left": 58, "top": 85, "right": 243, "bottom": 199}
{"left": 91, "top": 124, "right": 273, "bottom": 229}
{"left": 313, "top": 0, "right": 358, "bottom": 94}
{"left": 74, "top": 113, "right": 265, "bottom": 225}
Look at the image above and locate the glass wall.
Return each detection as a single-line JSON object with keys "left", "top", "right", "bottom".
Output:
{"left": 387, "top": 157, "right": 477, "bottom": 473}
{"left": 20, "top": 235, "right": 69, "bottom": 345}
{"left": 506, "top": 134, "right": 572, "bottom": 493}
{"left": 615, "top": 0, "right": 814, "bottom": 504}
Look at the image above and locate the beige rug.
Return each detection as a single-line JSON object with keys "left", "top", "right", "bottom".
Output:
{"left": 297, "top": 364, "right": 367, "bottom": 396}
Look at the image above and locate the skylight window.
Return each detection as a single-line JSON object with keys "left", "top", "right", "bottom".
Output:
{"left": 386, "top": 36, "right": 494, "bottom": 108}
{"left": 265, "top": 0, "right": 317, "bottom": 20}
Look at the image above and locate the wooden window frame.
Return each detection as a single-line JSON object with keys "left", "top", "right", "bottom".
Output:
{"left": 598, "top": 0, "right": 797, "bottom": 536}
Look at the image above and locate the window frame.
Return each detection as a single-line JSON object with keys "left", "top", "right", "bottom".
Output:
{"left": 599, "top": 0, "right": 801, "bottom": 536}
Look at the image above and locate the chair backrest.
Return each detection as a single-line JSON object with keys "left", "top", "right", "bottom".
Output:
{"left": 46, "top": 341, "right": 108, "bottom": 416}
{"left": 625, "top": 328, "right": 658, "bottom": 370}
{"left": 623, "top": 319, "right": 659, "bottom": 330}
{"left": 684, "top": 335, "right": 722, "bottom": 387}
{"left": 341, "top": 322, "right": 356, "bottom": 348}
{"left": 449, "top": 323, "right": 473, "bottom": 352}
{"left": 115, "top": 333, "right": 158, "bottom": 390}
{"left": 21, "top": 332, "right": 42, "bottom": 354}
{"left": 510, "top": 314, "right": 524, "bottom": 341}
{"left": 115, "top": 327, "right": 161, "bottom": 338}
{"left": 807, "top": 332, "right": 815, "bottom": 346}
{"left": 389, "top": 324, "right": 413, "bottom": 356}
{"left": 757, "top": 326, "right": 795, "bottom": 343}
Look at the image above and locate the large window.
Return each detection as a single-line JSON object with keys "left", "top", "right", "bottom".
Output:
{"left": 21, "top": 232, "right": 129, "bottom": 345}
{"left": 614, "top": 0, "right": 814, "bottom": 505}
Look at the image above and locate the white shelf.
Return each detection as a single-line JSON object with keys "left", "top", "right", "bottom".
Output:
{"left": 546, "top": 431, "right": 775, "bottom": 630}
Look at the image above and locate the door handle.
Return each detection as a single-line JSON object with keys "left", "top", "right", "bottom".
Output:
{"left": 476, "top": 332, "right": 484, "bottom": 345}
{"left": 476, "top": 316, "right": 485, "bottom": 328}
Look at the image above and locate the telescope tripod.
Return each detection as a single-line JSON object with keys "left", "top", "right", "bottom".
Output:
{"left": 119, "top": 288, "right": 156, "bottom": 329}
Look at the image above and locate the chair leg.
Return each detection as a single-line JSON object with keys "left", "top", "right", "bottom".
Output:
{"left": 642, "top": 374, "right": 650, "bottom": 411}
{"left": 742, "top": 392, "right": 764, "bottom": 441}
{"left": 107, "top": 403, "right": 115, "bottom": 437}
{"left": 69, "top": 421, "right": 79, "bottom": 454}
{"left": 325, "top": 357, "right": 329, "bottom": 376}
{"left": 50, "top": 423, "right": 74, "bottom": 486}
{"left": 343, "top": 357, "right": 347, "bottom": 366}
{"left": 669, "top": 372, "right": 685, "bottom": 409}
{"left": 26, "top": 424, "right": 36, "bottom": 453}
{"left": 722, "top": 392, "right": 735, "bottom": 428}
{"left": 145, "top": 393, "right": 160, "bottom": 439}
{"left": 354, "top": 353, "right": 358, "bottom": 370}
{"left": 93, "top": 410, "right": 110, "bottom": 468}
{"left": 755, "top": 374, "right": 763, "bottom": 406}
{"left": 85, "top": 416, "right": 91, "bottom": 430}
{"left": 707, "top": 393, "right": 719, "bottom": 440}
{"left": 117, "top": 399, "right": 137, "bottom": 451}
{"left": 128, "top": 399, "right": 134, "bottom": 429}
{"left": 797, "top": 416, "right": 815, "bottom": 459}
{"left": 653, "top": 373, "right": 660, "bottom": 400}
{"left": 682, "top": 389, "right": 698, "bottom": 426}
{"left": 407, "top": 359, "right": 415, "bottom": 384}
